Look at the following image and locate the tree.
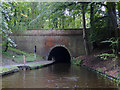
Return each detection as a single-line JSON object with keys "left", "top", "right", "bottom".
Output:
{"left": 1, "top": 2, "right": 17, "bottom": 52}
{"left": 89, "top": 2, "right": 114, "bottom": 49}
{"left": 107, "top": 2, "right": 119, "bottom": 54}
{"left": 1, "top": 2, "right": 31, "bottom": 51}
{"left": 82, "top": 3, "right": 90, "bottom": 55}
{"left": 117, "top": 2, "right": 120, "bottom": 52}
{"left": 2, "top": 2, "right": 119, "bottom": 55}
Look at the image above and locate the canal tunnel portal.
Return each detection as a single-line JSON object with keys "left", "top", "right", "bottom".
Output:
{"left": 11, "top": 29, "right": 86, "bottom": 60}
{"left": 48, "top": 46, "right": 71, "bottom": 63}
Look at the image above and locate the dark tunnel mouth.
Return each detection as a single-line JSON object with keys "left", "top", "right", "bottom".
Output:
{"left": 48, "top": 46, "right": 71, "bottom": 63}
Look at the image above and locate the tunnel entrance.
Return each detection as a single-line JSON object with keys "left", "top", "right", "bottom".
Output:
{"left": 48, "top": 46, "right": 71, "bottom": 63}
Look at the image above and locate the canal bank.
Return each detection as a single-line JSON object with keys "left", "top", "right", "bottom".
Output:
{"left": 81, "top": 64, "right": 120, "bottom": 85}
{"left": 73, "top": 51, "right": 120, "bottom": 86}
{"left": 1, "top": 61, "right": 53, "bottom": 76}
{"left": 1, "top": 47, "right": 54, "bottom": 76}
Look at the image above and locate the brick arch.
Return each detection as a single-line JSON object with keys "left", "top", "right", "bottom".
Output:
{"left": 47, "top": 45, "right": 71, "bottom": 63}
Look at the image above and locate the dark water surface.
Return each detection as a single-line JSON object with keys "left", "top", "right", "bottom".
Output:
{"left": 2, "top": 63, "right": 118, "bottom": 88}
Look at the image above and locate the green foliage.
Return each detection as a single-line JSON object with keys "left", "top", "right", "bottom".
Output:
{"left": 71, "top": 57, "right": 83, "bottom": 65}
{"left": 101, "top": 38, "right": 118, "bottom": 46}
{"left": 3, "top": 36, "right": 17, "bottom": 48}
{"left": 2, "top": 50, "right": 13, "bottom": 58}
{"left": 96, "top": 53, "right": 117, "bottom": 60}
{"left": 89, "top": 19, "right": 109, "bottom": 43}
{"left": 12, "top": 22, "right": 27, "bottom": 34}
{"left": 2, "top": 47, "right": 43, "bottom": 63}
{"left": 96, "top": 37, "right": 119, "bottom": 60}
{"left": 102, "top": 37, "right": 119, "bottom": 53}
{"left": 89, "top": 2, "right": 114, "bottom": 43}
{"left": 75, "top": 60, "right": 83, "bottom": 65}
{"left": 13, "top": 54, "right": 35, "bottom": 63}
{"left": 1, "top": 2, "right": 36, "bottom": 51}
{"left": 1, "top": 2, "right": 119, "bottom": 30}
{"left": 2, "top": 2, "right": 118, "bottom": 30}
{"left": 9, "top": 47, "right": 27, "bottom": 55}
{"left": 28, "top": 2, "right": 90, "bottom": 29}
{"left": 1, "top": 2, "right": 19, "bottom": 50}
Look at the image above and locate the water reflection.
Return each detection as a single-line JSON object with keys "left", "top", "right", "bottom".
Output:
{"left": 48, "top": 63, "right": 71, "bottom": 75}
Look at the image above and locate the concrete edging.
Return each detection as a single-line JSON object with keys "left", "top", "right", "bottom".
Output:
{"left": 1, "top": 69, "right": 19, "bottom": 77}
{"left": 1, "top": 62, "right": 54, "bottom": 77}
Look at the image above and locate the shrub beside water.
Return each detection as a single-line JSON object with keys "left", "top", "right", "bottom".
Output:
{"left": 71, "top": 57, "right": 83, "bottom": 65}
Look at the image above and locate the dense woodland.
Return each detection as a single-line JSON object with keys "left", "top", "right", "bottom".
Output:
{"left": 1, "top": 2, "right": 120, "bottom": 57}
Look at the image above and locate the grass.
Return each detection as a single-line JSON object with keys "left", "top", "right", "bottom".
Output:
{"left": 1, "top": 47, "right": 44, "bottom": 74}
{"left": 9, "top": 47, "right": 27, "bottom": 55}
{"left": 2, "top": 51, "right": 13, "bottom": 58}
{"left": 2, "top": 47, "right": 43, "bottom": 63}
{"left": 0, "top": 66, "right": 19, "bottom": 73}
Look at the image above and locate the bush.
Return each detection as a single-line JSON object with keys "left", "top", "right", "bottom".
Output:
{"left": 71, "top": 57, "right": 83, "bottom": 65}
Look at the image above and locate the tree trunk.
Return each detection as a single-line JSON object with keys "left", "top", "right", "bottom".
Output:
{"left": 90, "top": 3, "right": 94, "bottom": 27}
{"left": 117, "top": 2, "right": 120, "bottom": 52}
{"left": 59, "top": 18, "right": 61, "bottom": 29}
{"left": 107, "top": 2, "right": 118, "bottom": 38}
{"left": 32, "top": 3, "right": 35, "bottom": 29}
{"left": 73, "top": 14, "right": 75, "bottom": 28}
{"left": 14, "top": 8, "right": 17, "bottom": 26}
{"left": 49, "top": 15, "right": 50, "bottom": 29}
{"left": 117, "top": 2, "right": 120, "bottom": 23}
{"left": 82, "top": 3, "right": 90, "bottom": 56}
{"left": 107, "top": 2, "right": 118, "bottom": 54}
{"left": 62, "top": 16, "right": 64, "bottom": 29}
{"left": 4, "top": 39, "right": 8, "bottom": 52}
{"left": 55, "top": 19, "right": 58, "bottom": 29}
{"left": 90, "top": 2, "right": 95, "bottom": 50}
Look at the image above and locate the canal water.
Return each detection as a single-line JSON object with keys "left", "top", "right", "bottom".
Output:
{"left": 2, "top": 63, "right": 118, "bottom": 88}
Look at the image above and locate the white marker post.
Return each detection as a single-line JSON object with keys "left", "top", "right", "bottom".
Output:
{"left": 34, "top": 45, "right": 36, "bottom": 61}
{"left": 23, "top": 55, "right": 26, "bottom": 66}
{"left": 12, "top": 56, "right": 15, "bottom": 61}
{"left": 23, "top": 55, "right": 26, "bottom": 71}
